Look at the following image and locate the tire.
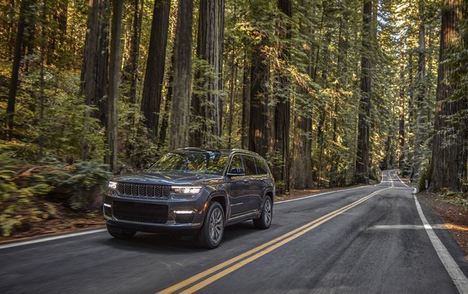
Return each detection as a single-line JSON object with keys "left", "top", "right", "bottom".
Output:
{"left": 107, "top": 224, "right": 136, "bottom": 240}
{"left": 254, "top": 196, "right": 273, "bottom": 229}
{"left": 197, "top": 202, "right": 225, "bottom": 249}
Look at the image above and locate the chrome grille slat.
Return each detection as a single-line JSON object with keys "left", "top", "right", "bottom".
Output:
{"left": 116, "top": 182, "right": 169, "bottom": 199}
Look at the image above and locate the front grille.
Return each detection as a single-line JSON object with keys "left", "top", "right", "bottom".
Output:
{"left": 116, "top": 182, "right": 170, "bottom": 199}
{"left": 113, "top": 200, "right": 168, "bottom": 224}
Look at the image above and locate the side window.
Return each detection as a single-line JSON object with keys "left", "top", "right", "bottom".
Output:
{"left": 243, "top": 156, "right": 258, "bottom": 175}
{"left": 255, "top": 158, "right": 269, "bottom": 175}
{"left": 228, "top": 155, "right": 244, "bottom": 174}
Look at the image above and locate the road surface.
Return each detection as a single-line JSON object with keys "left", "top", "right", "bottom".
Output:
{"left": 1, "top": 170, "right": 467, "bottom": 294}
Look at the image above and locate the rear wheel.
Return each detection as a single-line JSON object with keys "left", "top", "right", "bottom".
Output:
{"left": 198, "top": 202, "right": 224, "bottom": 249}
{"left": 254, "top": 196, "right": 272, "bottom": 229}
{"left": 107, "top": 224, "right": 136, "bottom": 240}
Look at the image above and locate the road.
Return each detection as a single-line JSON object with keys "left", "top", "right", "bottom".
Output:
{"left": 0, "top": 170, "right": 467, "bottom": 294}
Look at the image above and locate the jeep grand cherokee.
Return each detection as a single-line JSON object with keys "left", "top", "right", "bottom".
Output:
{"left": 104, "top": 147, "right": 275, "bottom": 248}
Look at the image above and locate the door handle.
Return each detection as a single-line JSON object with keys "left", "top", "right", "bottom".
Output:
{"left": 242, "top": 179, "right": 249, "bottom": 183}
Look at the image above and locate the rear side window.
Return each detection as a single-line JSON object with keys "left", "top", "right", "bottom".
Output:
{"left": 255, "top": 158, "right": 269, "bottom": 175}
{"left": 242, "top": 156, "right": 258, "bottom": 175}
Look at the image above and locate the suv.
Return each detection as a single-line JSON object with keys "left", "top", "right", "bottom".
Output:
{"left": 104, "top": 148, "right": 275, "bottom": 248}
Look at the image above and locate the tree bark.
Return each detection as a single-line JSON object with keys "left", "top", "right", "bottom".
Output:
{"left": 169, "top": 0, "right": 194, "bottom": 149}
{"left": 354, "top": 0, "right": 373, "bottom": 184}
{"left": 141, "top": 0, "right": 171, "bottom": 140}
{"left": 190, "top": 0, "right": 225, "bottom": 147}
{"left": 431, "top": 0, "right": 465, "bottom": 191}
{"left": 273, "top": 0, "right": 292, "bottom": 193}
{"left": 107, "top": 0, "right": 123, "bottom": 172}
{"left": 249, "top": 38, "right": 269, "bottom": 157}
{"left": 241, "top": 53, "right": 251, "bottom": 149}
{"left": 81, "top": 0, "right": 109, "bottom": 126}
{"left": 413, "top": 0, "right": 426, "bottom": 179}
{"left": 6, "top": 0, "right": 33, "bottom": 140}
{"left": 123, "top": 0, "right": 143, "bottom": 104}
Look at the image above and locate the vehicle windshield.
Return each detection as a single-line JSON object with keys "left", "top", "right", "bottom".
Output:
{"left": 147, "top": 151, "right": 229, "bottom": 175}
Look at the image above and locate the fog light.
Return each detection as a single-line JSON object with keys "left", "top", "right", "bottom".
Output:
{"left": 173, "top": 210, "right": 195, "bottom": 214}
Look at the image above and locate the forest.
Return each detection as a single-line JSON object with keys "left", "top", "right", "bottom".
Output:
{"left": 0, "top": 0, "right": 466, "bottom": 237}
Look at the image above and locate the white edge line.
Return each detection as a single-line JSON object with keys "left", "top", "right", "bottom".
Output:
{"left": 414, "top": 195, "right": 468, "bottom": 294}
{"left": 0, "top": 228, "right": 107, "bottom": 250}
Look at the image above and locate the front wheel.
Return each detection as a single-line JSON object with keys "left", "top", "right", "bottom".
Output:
{"left": 198, "top": 202, "right": 225, "bottom": 249}
{"left": 254, "top": 197, "right": 273, "bottom": 229}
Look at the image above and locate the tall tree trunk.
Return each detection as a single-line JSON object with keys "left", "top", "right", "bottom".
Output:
{"left": 398, "top": 62, "right": 406, "bottom": 170}
{"left": 241, "top": 53, "right": 251, "bottom": 149}
{"left": 5, "top": 0, "right": 33, "bottom": 140}
{"left": 190, "top": 0, "right": 225, "bottom": 147}
{"left": 273, "top": 0, "right": 292, "bottom": 193}
{"left": 291, "top": 0, "right": 314, "bottom": 189}
{"left": 431, "top": 0, "right": 464, "bottom": 191}
{"left": 354, "top": 0, "right": 373, "bottom": 184}
{"left": 413, "top": 0, "right": 426, "bottom": 179}
{"left": 169, "top": 0, "right": 193, "bottom": 149}
{"left": 48, "top": 0, "right": 68, "bottom": 64}
{"left": 107, "top": 0, "right": 123, "bottom": 172}
{"left": 227, "top": 53, "right": 237, "bottom": 148}
{"left": 249, "top": 38, "right": 269, "bottom": 157}
{"left": 123, "top": 0, "right": 143, "bottom": 104}
{"left": 81, "top": 0, "right": 109, "bottom": 126}
{"left": 141, "top": 0, "right": 171, "bottom": 140}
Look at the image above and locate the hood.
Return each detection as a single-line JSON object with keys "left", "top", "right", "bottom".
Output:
{"left": 113, "top": 171, "right": 223, "bottom": 186}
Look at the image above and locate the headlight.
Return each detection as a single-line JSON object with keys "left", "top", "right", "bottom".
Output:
{"left": 171, "top": 186, "right": 202, "bottom": 194}
{"left": 108, "top": 181, "right": 117, "bottom": 190}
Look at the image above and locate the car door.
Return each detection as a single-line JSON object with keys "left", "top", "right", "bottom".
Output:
{"left": 241, "top": 155, "right": 263, "bottom": 211}
{"left": 226, "top": 154, "right": 249, "bottom": 216}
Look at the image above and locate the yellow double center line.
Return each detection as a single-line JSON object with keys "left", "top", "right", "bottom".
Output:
{"left": 159, "top": 187, "right": 391, "bottom": 294}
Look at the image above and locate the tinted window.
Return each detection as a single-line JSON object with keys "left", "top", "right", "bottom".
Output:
{"left": 148, "top": 151, "right": 228, "bottom": 175}
{"left": 243, "top": 156, "right": 257, "bottom": 175}
{"left": 255, "top": 158, "right": 269, "bottom": 175}
{"left": 228, "top": 155, "right": 244, "bottom": 174}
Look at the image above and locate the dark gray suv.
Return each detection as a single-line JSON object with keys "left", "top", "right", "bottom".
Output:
{"left": 104, "top": 148, "right": 275, "bottom": 248}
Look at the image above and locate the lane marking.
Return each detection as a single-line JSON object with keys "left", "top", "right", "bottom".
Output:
{"left": 0, "top": 229, "right": 107, "bottom": 250}
{"left": 159, "top": 187, "right": 391, "bottom": 293}
{"left": 414, "top": 195, "right": 468, "bottom": 294}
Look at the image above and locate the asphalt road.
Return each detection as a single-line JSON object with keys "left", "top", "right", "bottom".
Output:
{"left": 1, "top": 170, "right": 467, "bottom": 294}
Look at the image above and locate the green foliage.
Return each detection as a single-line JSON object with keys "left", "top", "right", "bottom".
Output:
{"left": 0, "top": 152, "right": 53, "bottom": 236}
{"left": 44, "top": 160, "right": 111, "bottom": 211}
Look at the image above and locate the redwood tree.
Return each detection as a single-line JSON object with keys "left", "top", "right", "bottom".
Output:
{"left": 430, "top": 0, "right": 465, "bottom": 191}
{"left": 354, "top": 0, "right": 373, "bottom": 184}
{"left": 141, "top": 0, "right": 171, "bottom": 140}
{"left": 190, "top": 0, "right": 225, "bottom": 147}
{"left": 169, "top": 0, "right": 194, "bottom": 149}
{"left": 107, "top": 0, "right": 123, "bottom": 172}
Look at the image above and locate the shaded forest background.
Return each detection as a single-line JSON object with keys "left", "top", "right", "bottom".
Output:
{"left": 0, "top": 0, "right": 466, "bottom": 236}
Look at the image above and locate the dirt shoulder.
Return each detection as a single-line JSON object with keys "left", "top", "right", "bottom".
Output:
{"left": 417, "top": 191, "right": 468, "bottom": 258}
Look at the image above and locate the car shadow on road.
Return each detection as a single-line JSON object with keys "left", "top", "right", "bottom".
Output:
{"left": 98, "top": 221, "right": 262, "bottom": 253}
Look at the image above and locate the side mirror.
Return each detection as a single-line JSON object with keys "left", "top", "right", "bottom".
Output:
{"left": 226, "top": 168, "right": 245, "bottom": 177}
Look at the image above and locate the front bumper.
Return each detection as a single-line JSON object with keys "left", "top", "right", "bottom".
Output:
{"left": 103, "top": 194, "right": 207, "bottom": 232}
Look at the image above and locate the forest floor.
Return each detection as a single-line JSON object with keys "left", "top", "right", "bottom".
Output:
{"left": 418, "top": 191, "right": 468, "bottom": 259}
